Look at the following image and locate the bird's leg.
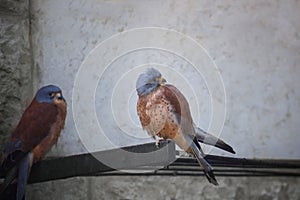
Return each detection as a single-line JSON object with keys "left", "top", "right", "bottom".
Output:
{"left": 152, "top": 136, "right": 165, "bottom": 148}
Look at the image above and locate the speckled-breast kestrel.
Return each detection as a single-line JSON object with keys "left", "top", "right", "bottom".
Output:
{"left": 136, "top": 68, "right": 235, "bottom": 185}
{"left": 0, "top": 85, "right": 67, "bottom": 200}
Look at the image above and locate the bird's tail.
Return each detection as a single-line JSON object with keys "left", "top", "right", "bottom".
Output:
{"left": 0, "top": 166, "right": 4, "bottom": 178}
{"left": 17, "top": 154, "right": 30, "bottom": 200}
{"left": 0, "top": 165, "right": 18, "bottom": 196}
{"left": 190, "top": 140, "right": 218, "bottom": 186}
{"left": 0, "top": 153, "right": 31, "bottom": 200}
{"left": 194, "top": 126, "right": 235, "bottom": 154}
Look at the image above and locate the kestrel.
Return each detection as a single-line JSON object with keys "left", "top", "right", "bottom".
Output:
{"left": 0, "top": 85, "right": 67, "bottom": 200}
{"left": 136, "top": 68, "right": 235, "bottom": 185}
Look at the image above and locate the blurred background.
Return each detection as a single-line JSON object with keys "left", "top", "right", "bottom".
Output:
{"left": 1, "top": 0, "right": 299, "bottom": 199}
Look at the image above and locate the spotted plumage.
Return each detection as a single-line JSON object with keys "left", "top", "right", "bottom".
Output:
{"left": 136, "top": 68, "right": 235, "bottom": 186}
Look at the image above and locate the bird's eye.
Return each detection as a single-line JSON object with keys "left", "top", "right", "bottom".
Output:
{"left": 48, "top": 92, "right": 55, "bottom": 98}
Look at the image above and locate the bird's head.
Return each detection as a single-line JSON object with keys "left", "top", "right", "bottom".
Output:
{"left": 35, "top": 85, "right": 65, "bottom": 104}
{"left": 136, "top": 68, "right": 167, "bottom": 96}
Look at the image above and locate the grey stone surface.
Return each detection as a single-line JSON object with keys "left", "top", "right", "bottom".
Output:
{"left": 0, "top": 0, "right": 34, "bottom": 150}
{"left": 27, "top": 177, "right": 89, "bottom": 200}
{"left": 0, "top": 0, "right": 28, "bottom": 15}
{"left": 27, "top": 176, "right": 300, "bottom": 200}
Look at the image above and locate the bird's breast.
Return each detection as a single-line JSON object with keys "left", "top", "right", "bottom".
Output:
{"left": 32, "top": 101, "right": 67, "bottom": 162}
{"left": 144, "top": 95, "right": 181, "bottom": 140}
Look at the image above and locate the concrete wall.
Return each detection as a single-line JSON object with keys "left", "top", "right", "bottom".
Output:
{"left": 27, "top": 176, "right": 300, "bottom": 200}
{"left": 29, "top": 0, "right": 300, "bottom": 159}
{"left": 0, "top": 0, "right": 36, "bottom": 148}
{"left": 1, "top": 0, "right": 299, "bottom": 199}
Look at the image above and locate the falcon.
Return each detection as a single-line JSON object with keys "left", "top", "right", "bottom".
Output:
{"left": 136, "top": 68, "right": 235, "bottom": 185}
{"left": 0, "top": 85, "right": 67, "bottom": 200}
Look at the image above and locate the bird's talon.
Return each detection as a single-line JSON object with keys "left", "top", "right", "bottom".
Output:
{"left": 155, "top": 139, "right": 164, "bottom": 148}
{"left": 155, "top": 140, "right": 160, "bottom": 148}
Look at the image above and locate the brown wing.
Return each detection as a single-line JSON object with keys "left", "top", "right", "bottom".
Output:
{"left": 163, "top": 84, "right": 195, "bottom": 135}
{"left": 164, "top": 84, "right": 218, "bottom": 185}
{"left": 1, "top": 99, "right": 57, "bottom": 171}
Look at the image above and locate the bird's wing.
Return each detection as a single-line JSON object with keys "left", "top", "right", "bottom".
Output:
{"left": 0, "top": 101, "right": 57, "bottom": 199}
{"left": 194, "top": 126, "right": 235, "bottom": 154}
{"left": 164, "top": 84, "right": 235, "bottom": 154}
{"left": 164, "top": 84, "right": 218, "bottom": 185}
{"left": 163, "top": 84, "right": 195, "bottom": 135}
{"left": 1, "top": 100, "right": 57, "bottom": 173}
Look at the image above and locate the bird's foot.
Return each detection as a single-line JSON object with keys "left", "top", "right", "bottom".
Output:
{"left": 155, "top": 139, "right": 165, "bottom": 148}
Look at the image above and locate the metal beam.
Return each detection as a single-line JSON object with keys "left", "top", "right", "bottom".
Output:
{"left": 1, "top": 141, "right": 300, "bottom": 186}
{"left": 27, "top": 140, "right": 176, "bottom": 184}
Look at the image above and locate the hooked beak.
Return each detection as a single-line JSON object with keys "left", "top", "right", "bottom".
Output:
{"left": 56, "top": 92, "right": 65, "bottom": 101}
{"left": 159, "top": 77, "right": 166, "bottom": 85}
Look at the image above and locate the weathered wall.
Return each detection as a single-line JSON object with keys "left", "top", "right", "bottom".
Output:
{"left": 27, "top": 176, "right": 300, "bottom": 200}
{"left": 28, "top": 0, "right": 300, "bottom": 159}
{"left": 1, "top": 0, "right": 299, "bottom": 199}
{"left": 0, "top": 0, "right": 35, "bottom": 149}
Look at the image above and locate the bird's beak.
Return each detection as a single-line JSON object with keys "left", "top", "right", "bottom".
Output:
{"left": 56, "top": 92, "right": 64, "bottom": 100}
{"left": 159, "top": 77, "right": 167, "bottom": 85}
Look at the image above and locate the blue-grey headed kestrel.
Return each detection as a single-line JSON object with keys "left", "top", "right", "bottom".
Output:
{"left": 0, "top": 85, "right": 67, "bottom": 200}
{"left": 136, "top": 68, "right": 235, "bottom": 185}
